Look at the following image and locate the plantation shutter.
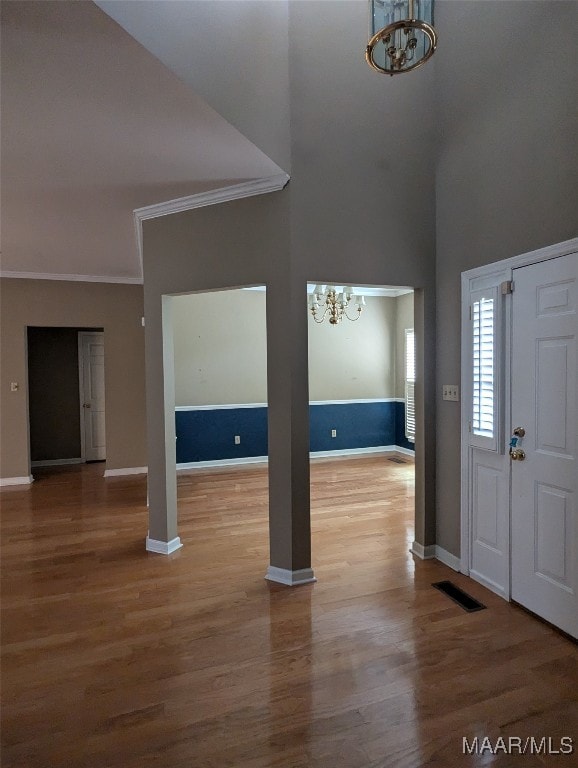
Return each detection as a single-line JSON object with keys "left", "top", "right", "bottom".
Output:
{"left": 472, "top": 297, "right": 494, "bottom": 438}
{"left": 405, "top": 329, "right": 415, "bottom": 442}
{"left": 469, "top": 284, "right": 501, "bottom": 453}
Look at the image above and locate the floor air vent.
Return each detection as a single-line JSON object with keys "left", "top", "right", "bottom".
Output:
{"left": 432, "top": 581, "right": 486, "bottom": 613}
{"left": 388, "top": 457, "right": 406, "bottom": 464}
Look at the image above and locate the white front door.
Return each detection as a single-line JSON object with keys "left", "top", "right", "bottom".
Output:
{"left": 79, "top": 332, "right": 106, "bottom": 461}
{"left": 511, "top": 253, "right": 577, "bottom": 638}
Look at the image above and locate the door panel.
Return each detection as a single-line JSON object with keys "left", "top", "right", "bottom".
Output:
{"left": 534, "top": 483, "right": 571, "bottom": 588}
{"left": 470, "top": 451, "right": 509, "bottom": 597}
{"left": 536, "top": 340, "right": 569, "bottom": 454}
{"left": 80, "top": 333, "right": 106, "bottom": 461}
{"left": 511, "top": 252, "right": 577, "bottom": 638}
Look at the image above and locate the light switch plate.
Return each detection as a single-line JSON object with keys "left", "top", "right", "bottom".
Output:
{"left": 442, "top": 384, "right": 459, "bottom": 402}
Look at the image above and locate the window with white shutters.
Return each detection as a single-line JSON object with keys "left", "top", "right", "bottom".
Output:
{"left": 469, "top": 285, "right": 501, "bottom": 452}
{"left": 405, "top": 329, "right": 415, "bottom": 442}
{"left": 472, "top": 296, "right": 494, "bottom": 438}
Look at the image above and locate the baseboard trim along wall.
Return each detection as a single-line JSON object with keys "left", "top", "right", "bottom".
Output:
{"left": 31, "top": 458, "right": 84, "bottom": 467}
{"left": 145, "top": 535, "right": 183, "bottom": 555}
{"left": 394, "top": 446, "right": 415, "bottom": 457}
{"left": 0, "top": 476, "right": 34, "bottom": 487}
{"left": 434, "top": 546, "right": 461, "bottom": 571}
{"left": 265, "top": 566, "right": 317, "bottom": 586}
{"left": 176, "top": 446, "right": 414, "bottom": 471}
{"left": 309, "top": 446, "right": 409, "bottom": 459}
{"left": 410, "top": 543, "right": 461, "bottom": 572}
{"left": 104, "top": 467, "right": 148, "bottom": 477}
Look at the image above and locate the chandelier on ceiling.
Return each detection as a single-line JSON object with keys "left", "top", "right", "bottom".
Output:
{"left": 366, "top": 0, "right": 437, "bottom": 76}
{"left": 309, "top": 285, "right": 366, "bottom": 326}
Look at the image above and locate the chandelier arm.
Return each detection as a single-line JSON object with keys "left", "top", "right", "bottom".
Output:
{"left": 343, "top": 309, "right": 363, "bottom": 322}
{"left": 311, "top": 306, "right": 331, "bottom": 324}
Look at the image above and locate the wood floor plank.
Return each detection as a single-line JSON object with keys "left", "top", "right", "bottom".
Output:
{"left": 1, "top": 458, "right": 576, "bottom": 767}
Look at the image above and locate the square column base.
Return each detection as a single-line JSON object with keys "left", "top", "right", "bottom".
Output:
{"left": 146, "top": 535, "right": 182, "bottom": 555}
{"left": 265, "top": 566, "right": 317, "bottom": 586}
{"left": 410, "top": 541, "right": 436, "bottom": 560}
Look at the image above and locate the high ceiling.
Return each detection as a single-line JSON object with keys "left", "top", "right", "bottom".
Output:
{"left": 0, "top": 1, "right": 282, "bottom": 282}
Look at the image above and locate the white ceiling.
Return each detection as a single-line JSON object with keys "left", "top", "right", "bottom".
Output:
{"left": 0, "top": 1, "right": 281, "bottom": 281}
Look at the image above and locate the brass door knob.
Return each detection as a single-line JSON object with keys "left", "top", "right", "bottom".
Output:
{"left": 83, "top": 403, "right": 91, "bottom": 409}
{"left": 513, "top": 426, "right": 526, "bottom": 437}
{"left": 510, "top": 448, "right": 526, "bottom": 461}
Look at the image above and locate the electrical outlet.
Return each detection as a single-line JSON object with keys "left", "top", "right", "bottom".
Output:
{"left": 10, "top": 382, "right": 19, "bottom": 392}
{"left": 234, "top": 435, "right": 241, "bottom": 445}
{"left": 442, "top": 385, "right": 460, "bottom": 402}
{"left": 331, "top": 429, "right": 337, "bottom": 438}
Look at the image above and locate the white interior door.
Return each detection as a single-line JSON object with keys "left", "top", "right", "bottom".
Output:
{"left": 79, "top": 332, "right": 106, "bottom": 461}
{"left": 511, "top": 252, "right": 577, "bottom": 638}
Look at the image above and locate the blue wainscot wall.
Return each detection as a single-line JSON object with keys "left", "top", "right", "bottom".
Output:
{"left": 175, "top": 400, "right": 414, "bottom": 466}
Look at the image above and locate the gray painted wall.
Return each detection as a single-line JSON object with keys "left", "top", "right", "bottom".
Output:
{"left": 143, "top": 192, "right": 311, "bottom": 568}
{"left": 143, "top": 2, "right": 438, "bottom": 572}
{"left": 434, "top": 1, "right": 578, "bottom": 555}
{"left": 0, "top": 279, "right": 146, "bottom": 479}
{"left": 287, "top": 1, "right": 437, "bottom": 549}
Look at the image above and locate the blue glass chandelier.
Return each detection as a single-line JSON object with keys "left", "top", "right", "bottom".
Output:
{"left": 366, "top": 0, "right": 437, "bottom": 75}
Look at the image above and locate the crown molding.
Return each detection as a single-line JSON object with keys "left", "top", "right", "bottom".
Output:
{"left": 133, "top": 173, "right": 290, "bottom": 223}
{"left": 133, "top": 173, "right": 290, "bottom": 278}
{"left": 0, "top": 271, "right": 143, "bottom": 285}
{"left": 1, "top": 175, "right": 289, "bottom": 286}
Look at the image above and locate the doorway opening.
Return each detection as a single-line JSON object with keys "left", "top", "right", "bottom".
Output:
{"left": 170, "top": 287, "right": 268, "bottom": 469}
{"left": 27, "top": 327, "right": 105, "bottom": 475}
{"left": 306, "top": 283, "right": 416, "bottom": 565}
{"left": 166, "top": 286, "right": 269, "bottom": 557}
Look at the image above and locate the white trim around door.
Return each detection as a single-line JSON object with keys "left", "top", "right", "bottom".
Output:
{"left": 460, "top": 237, "right": 578, "bottom": 594}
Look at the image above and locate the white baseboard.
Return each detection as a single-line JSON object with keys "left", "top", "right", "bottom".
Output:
{"left": 265, "top": 566, "right": 317, "bottom": 586}
{"left": 176, "top": 445, "right": 415, "bottom": 477}
{"left": 0, "top": 475, "right": 34, "bottom": 487}
{"left": 311, "top": 445, "right": 397, "bottom": 459}
{"left": 394, "top": 446, "right": 415, "bottom": 457}
{"left": 145, "top": 535, "right": 182, "bottom": 555}
{"left": 177, "top": 456, "right": 268, "bottom": 471}
{"left": 434, "top": 545, "right": 461, "bottom": 571}
{"left": 31, "top": 458, "right": 84, "bottom": 467}
{"left": 410, "top": 541, "right": 436, "bottom": 560}
{"left": 104, "top": 466, "right": 148, "bottom": 477}
{"left": 176, "top": 446, "right": 412, "bottom": 471}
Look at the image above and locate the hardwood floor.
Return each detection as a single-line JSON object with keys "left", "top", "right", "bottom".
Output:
{"left": 1, "top": 458, "right": 576, "bottom": 767}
